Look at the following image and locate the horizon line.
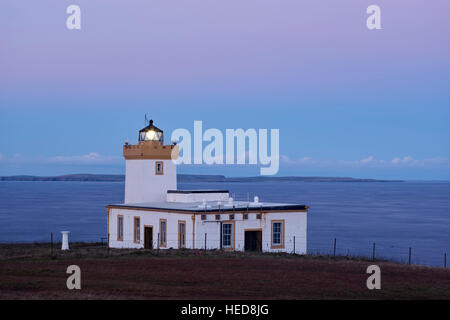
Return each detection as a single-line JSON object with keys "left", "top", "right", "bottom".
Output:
{"left": 1, "top": 173, "right": 450, "bottom": 182}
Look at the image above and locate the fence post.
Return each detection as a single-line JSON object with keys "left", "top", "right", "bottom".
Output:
{"left": 50, "top": 232, "right": 54, "bottom": 259}
{"left": 107, "top": 233, "right": 110, "bottom": 255}
{"left": 204, "top": 233, "right": 207, "bottom": 255}
{"left": 293, "top": 236, "right": 296, "bottom": 255}
{"left": 372, "top": 243, "right": 376, "bottom": 261}
{"left": 333, "top": 238, "right": 337, "bottom": 258}
{"left": 408, "top": 247, "right": 412, "bottom": 265}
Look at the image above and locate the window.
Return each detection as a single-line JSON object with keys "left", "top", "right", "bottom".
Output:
{"left": 222, "top": 223, "right": 234, "bottom": 249}
{"left": 243, "top": 214, "right": 248, "bottom": 220}
{"left": 229, "top": 214, "right": 235, "bottom": 220}
{"left": 134, "top": 217, "right": 140, "bottom": 243}
{"left": 178, "top": 221, "right": 186, "bottom": 248}
{"left": 256, "top": 214, "right": 262, "bottom": 220}
{"left": 271, "top": 220, "right": 285, "bottom": 248}
{"left": 155, "top": 161, "right": 164, "bottom": 175}
{"left": 201, "top": 214, "right": 207, "bottom": 221}
{"left": 117, "top": 215, "right": 124, "bottom": 241}
{"left": 159, "top": 219, "right": 167, "bottom": 247}
{"left": 215, "top": 214, "right": 221, "bottom": 221}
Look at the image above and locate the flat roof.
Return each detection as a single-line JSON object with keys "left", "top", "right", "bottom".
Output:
{"left": 107, "top": 200, "right": 308, "bottom": 213}
{"left": 167, "top": 190, "right": 229, "bottom": 194}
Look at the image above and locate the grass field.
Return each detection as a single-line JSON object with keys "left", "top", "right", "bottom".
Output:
{"left": 0, "top": 243, "right": 449, "bottom": 300}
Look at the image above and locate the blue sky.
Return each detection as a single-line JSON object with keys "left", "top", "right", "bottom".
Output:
{"left": 1, "top": 1, "right": 449, "bottom": 179}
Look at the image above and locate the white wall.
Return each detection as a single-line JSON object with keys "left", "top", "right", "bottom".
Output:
{"left": 108, "top": 208, "right": 307, "bottom": 254}
{"left": 124, "top": 159, "right": 177, "bottom": 203}
{"left": 167, "top": 192, "right": 229, "bottom": 203}
{"left": 193, "top": 212, "right": 307, "bottom": 254}
{"left": 109, "top": 208, "right": 192, "bottom": 249}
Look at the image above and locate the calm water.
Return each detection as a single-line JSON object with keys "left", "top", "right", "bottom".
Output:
{"left": 0, "top": 181, "right": 449, "bottom": 267}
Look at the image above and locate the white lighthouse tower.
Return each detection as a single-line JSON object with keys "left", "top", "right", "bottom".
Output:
{"left": 123, "top": 120, "right": 179, "bottom": 203}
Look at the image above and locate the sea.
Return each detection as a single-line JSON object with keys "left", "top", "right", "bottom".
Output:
{"left": 0, "top": 181, "right": 449, "bottom": 267}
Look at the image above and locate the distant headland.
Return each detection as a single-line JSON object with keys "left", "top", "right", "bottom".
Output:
{"left": 0, "top": 174, "right": 403, "bottom": 183}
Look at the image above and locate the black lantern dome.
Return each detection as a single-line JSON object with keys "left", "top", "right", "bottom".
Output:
{"left": 139, "top": 120, "right": 163, "bottom": 142}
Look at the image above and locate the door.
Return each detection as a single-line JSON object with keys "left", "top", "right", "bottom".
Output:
{"left": 245, "top": 230, "right": 262, "bottom": 252}
{"left": 144, "top": 226, "right": 153, "bottom": 249}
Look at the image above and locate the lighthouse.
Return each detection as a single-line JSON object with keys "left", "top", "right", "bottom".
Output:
{"left": 123, "top": 120, "right": 179, "bottom": 203}
{"left": 107, "top": 119, "right": 308, "bottom": 253}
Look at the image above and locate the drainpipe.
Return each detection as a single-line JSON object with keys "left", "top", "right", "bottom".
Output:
{"left": 192, "top": 215, "right": 196, "bottom": 249}
{"left": 219, "top": 221, "right": 223, "bottom": 250}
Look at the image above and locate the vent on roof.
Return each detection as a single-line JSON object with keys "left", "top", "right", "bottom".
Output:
{"left": 249, "top": 196, "right": 261, "bottom": 207}
{"left": 198, "top": 200, "right": 207, "bottom": 209}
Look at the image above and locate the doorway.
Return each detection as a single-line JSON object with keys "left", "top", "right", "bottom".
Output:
{"left": 144, "top": 226, "right": 153, "bottom": 249}
{"left": 245, "top": 230, "right": 262, "bottom": 252}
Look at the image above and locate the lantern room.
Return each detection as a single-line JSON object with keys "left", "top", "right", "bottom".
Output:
{"left": 139, "top": 120, "right": 163, "bottom": 143}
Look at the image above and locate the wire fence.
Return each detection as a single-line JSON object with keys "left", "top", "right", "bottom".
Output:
{"left": 0, "top": 232, "right": 447, "bottom": 268}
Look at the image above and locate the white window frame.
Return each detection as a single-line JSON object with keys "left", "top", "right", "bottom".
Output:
{"left": 160, "top": 219, "right": 167, "bottom": 247}
{"left": 134, "top": 217, "right": 140, "bottom": 243}
{"left": 117, "top": 215, "right": 124, "bottom": 241}
{"left": 271, "top": 220, "right": 285, "bottom": 248}
{"left": 178, "top": 221, "right": 186, "bottom": 249}
{"left": 222, "top": 223, "right": 234, "bottom": 249}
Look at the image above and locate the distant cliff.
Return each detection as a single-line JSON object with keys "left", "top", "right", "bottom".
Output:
{"left": 0, "top": 174, "right": 403, "bottom": 183}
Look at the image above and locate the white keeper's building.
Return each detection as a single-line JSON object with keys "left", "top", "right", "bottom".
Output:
{"left": 107, "top": 120, "right": 309, "bottom": 253}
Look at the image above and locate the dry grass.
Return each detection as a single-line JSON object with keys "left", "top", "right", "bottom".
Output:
{"left": 0, "top": 243, "right": 449, "bottom": 300}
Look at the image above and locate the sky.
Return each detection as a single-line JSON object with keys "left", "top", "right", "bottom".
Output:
{"left": 1, "top": 0, "right": 449, "bottom": 179}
